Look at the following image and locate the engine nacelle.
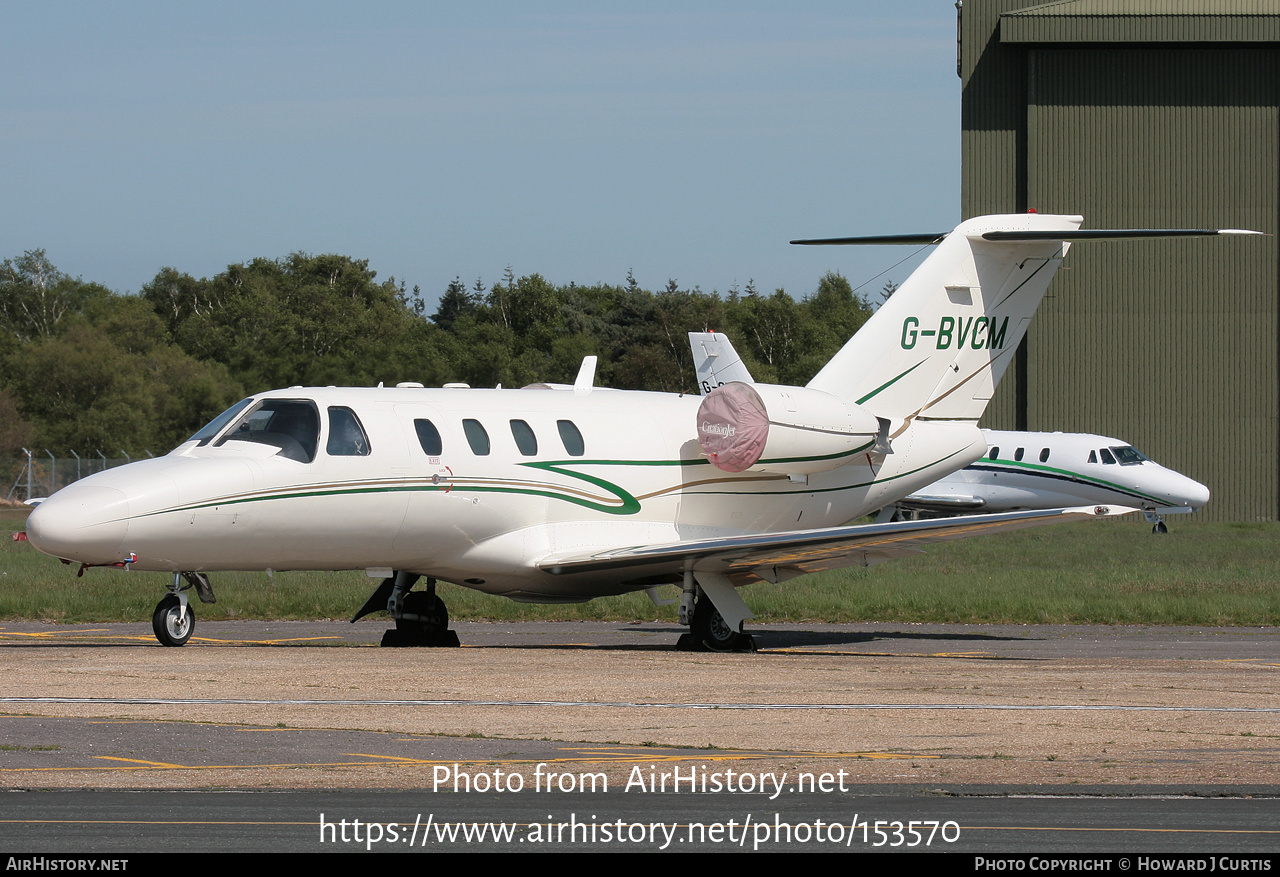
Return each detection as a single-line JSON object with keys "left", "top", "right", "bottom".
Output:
{"left": 696, "top": 382, "right": 882, "bottom": 475}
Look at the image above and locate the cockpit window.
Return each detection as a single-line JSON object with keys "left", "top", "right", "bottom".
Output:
{"left": 216, "top": 399, "right": 320, "bottom": 463}
{"left": 1111, "top": 446, "right": 1148, "bottom": 465}
{"left": 188, "top": 398, "right": 254, "bottom": 447}
{"left": 1100, "top": 448, "right": 1117, "bottom": 465}
{"left": 463, "top": 419, "right": 490, "bottom": 456}
{"left": 326, "top": 407, "right": 371, "bottom": 456}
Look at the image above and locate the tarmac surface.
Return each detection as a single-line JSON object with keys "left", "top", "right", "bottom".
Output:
{"left": 0, "top": 620, "right": 1276, "bottom": 853}
{"left": 0, "top": 619, "right": 1275, "bottom": 790}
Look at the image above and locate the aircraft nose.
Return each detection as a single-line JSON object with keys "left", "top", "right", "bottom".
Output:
{"left": 1183, "top": 478, "right": 1211, "bottom": 509}
{"left": 25, "top": 486, "right": 131, "bottom": 565}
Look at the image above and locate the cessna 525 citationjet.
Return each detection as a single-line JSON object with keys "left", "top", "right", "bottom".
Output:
{"left": 23, "top": 214, "right": 1258, "bottom": 649}
{"left": 690, "top": 333, "right": 1211, "bottom": 533}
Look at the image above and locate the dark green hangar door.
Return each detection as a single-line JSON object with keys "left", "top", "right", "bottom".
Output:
{"left": 961, "top": 0, "right": 1280, "bottom": 521}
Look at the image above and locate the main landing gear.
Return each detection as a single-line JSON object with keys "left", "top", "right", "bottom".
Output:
{"left": 152, "top": 572, "right": 216, "bottom": 647}
{"left": 352, "top": 571, "right": 460, "bottom": 647}
{"left": 675, "top": 571, "right": 755, "bottom": 653}
{"left": 688, "top": 598, "right": 753, "bottom": 652}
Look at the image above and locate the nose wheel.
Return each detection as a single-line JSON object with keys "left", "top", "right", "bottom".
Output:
{"left": 152, "top": 594, "right": 194, "bottom": 647}
{"left": 151, "top": 572, "right": 211, "bottom": 646}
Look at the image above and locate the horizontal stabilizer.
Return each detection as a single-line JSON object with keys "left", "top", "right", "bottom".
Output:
{"left": 792, "top": 228, "right": 1264, "bottom": 246}
{"left": 980, "top": 228, "right": 1265, "bottom": 242}
{"left": 791, "top": 233, "right": 946, "bottom": 246}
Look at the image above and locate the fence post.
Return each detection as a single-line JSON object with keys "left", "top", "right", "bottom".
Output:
{"left": 21, "top": 448, "right": 32, "bottom": 502}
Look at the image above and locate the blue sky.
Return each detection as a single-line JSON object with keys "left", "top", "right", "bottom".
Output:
{"left": 2, "top": 2, "right": 960, "bottom": 309}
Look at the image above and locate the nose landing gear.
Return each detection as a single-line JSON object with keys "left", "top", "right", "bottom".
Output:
{"left": 152, "top": 594, "right": 193, "bottom": 647}
{"left": 1143, "top": 510, "right": 1170, "bottom": 534}
{"left": 151, "top": 573, "right": 213, "bottom": 647}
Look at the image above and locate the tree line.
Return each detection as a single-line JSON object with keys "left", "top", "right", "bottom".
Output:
{"left": 0, "top": 249, "right": 874, "bottom": 456}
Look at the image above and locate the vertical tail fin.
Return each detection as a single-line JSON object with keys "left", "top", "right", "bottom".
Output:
{"left": 804, "top": 213, "right": 1083, "bottom": 424}
{"left": 689, "top": 331, "right": 755, "bottom": 394}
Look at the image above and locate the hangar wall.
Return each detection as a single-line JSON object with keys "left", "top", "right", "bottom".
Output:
{"left": 960, "top": 0, "right": 1280, "bottom": 520}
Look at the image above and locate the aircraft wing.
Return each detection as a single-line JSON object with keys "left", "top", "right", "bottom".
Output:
{"left": 538, "top": 504, "right": 1133, "bottom": 585}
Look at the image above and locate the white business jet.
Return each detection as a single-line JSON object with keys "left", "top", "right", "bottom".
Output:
{"left": 890, "top": 431, "right": 1209, "bottom": 533}
{"left": 23, "top": 215, "right": 1256, "bottom": 649}
{"left": 690, "top": 334, "right": 1211, "bottom": 533}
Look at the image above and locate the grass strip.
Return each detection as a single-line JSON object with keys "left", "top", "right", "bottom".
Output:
{"left": 2, "top": 509, "right": 1275, "bottom": 626}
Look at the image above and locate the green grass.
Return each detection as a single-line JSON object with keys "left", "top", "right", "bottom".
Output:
{"left": 2, "top": 507, "right": 1276, "bottom": 625}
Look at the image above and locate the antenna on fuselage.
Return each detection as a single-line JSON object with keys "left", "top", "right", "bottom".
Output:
{"left": 574, "top": 356, "right": 598, "bottom": 396}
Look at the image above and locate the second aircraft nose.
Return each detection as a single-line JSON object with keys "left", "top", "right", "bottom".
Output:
{"left": 25, "top": 486, "right": 131, "bottom": 565}
{"left": 1182, "top": 477, "right": 1211, "bottom": 510}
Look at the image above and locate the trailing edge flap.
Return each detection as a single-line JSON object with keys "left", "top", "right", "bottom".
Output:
{"left": 537, "top": 505, "right": 1134, "bottom": 583}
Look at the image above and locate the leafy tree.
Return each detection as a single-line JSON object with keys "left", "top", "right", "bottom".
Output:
{"left": 140, "top": 267, "right": 220, "bottom": 336}
{"left": 142, "top": 253, "right": 428, "bottom": 391}
{"left": 432, "top": 276, "right": 476, "bottom": 331}
{"left": 5, "top": 325, "right": 240, "bottom": 454}
{"left": 0, "top": 387, "right": 34, "bottom": 456}
{"left": 730, "top": 288, "right": 802, "bottom": 384}
{"left": 0, "top": 250, "right": 103, "bottom": 341}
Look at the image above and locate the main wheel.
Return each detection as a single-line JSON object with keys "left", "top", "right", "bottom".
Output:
{"left": 397, "top": 591, "right": 449, "bottom": 634}
{"left": 152, "top": 595, "right": 195, "bottom": 647}
{"left": 691, "top": 598, "right": 747, "bottom": 651}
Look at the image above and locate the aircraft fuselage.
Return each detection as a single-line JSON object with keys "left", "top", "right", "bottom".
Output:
{"left": 26, "top": 385, "right": 984, "bottom": 601}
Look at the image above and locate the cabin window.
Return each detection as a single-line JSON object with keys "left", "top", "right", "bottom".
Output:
{"left": 510, "top": 420, "right": 537, "bottom": 456}
{"left": 988, "top": 447, "right": 999, "bottom": 460}
{"left": 188, "top": 398, "right": 253, "bottom": 447}
{"left": 326, "top": 407, "right": 371, "bottom": 456}
{"left": 1039, "top": 448, "right": 1050, "bottom": 463}
{"left": 1014, "top": 447, "right": 1024, "bottom": 462}
{"left": 1088, "top": 450, "right": 1097, "bottom": 464}
{"left": 415, "top": 419, "right": 442, "bottom": 456}
{"left": 1112, "top": 446, "right": 1147, "bottom": 465}
{"left": 463, "top": 419, "right": 491, "bottom": 456}
{"left": 1100, "top": 448, "right": 1117, "bottom": 465}
{"left": 217, "top": 399, "right": 320, "bottom": 463}
{"left": 557, "top": 420, "right": 585, "bottom": 456}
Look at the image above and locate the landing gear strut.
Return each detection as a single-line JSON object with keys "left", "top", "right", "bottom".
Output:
{"left": 1143, "top": 510, "right": 1170, "bottom": 534}
{"left": 352, "top": 571, "right": 459, "bottom": 647}
{"left": 675, "top": 569, "right": 755, "bottom": 652}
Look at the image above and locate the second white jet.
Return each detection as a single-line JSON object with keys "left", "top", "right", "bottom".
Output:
{"left": 690, "top": 332, "right": 1209, "bottom": 532}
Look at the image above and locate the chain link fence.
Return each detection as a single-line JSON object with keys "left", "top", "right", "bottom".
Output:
{"left": 5, "top": 451, "right": 154, "bottom": 503}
